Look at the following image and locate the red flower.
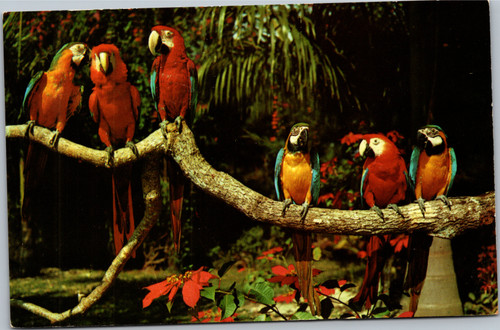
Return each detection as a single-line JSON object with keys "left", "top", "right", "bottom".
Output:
{"left": 317, "top": 285, "right": 336, "bottom": 296}
{"left": 386, "top": 130, "right": 404, "bottom": 143}
{"left": 143, "top": 267, "right": 217, "bottom": 309}
{"left": 257, "top": 246, "right": 283, "bottom": 260}
{"left": 273, "top": 291, "right": 296, "bottom": 303}
{"left": 268, "top": 264, "right": 322, "bottom": 289}
{"left": 389, "top": 234, "right": 409, "bottom": 253}
{"left": 398, "top": 311, "right": 414, "bottom": 318}
{"left": 340, "top": 132, "right": 364, "bottom": 145}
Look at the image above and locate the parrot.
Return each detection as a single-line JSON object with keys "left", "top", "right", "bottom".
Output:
{"left": 89, "top": 44, "right": 141, "bottom": 256}
{"left": 21, "top": 42, "right": 88, "bottom": 222}
{"left": 148, "top": 26, "right": 198, "bottom": 253}
{"left": 405, "top": 125, "right": 457, "bottom": 313}
{"left": 350, "top": 134, "right": 408, "bottom": 310}
{"left": 274, "top": 123, "right": 321, "bottom": 315}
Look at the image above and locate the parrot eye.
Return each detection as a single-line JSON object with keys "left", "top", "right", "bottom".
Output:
{"left": 165, "top": 30, "right": 174, "bottom": 37}
{"left": 372, "top": 138, "right": 380, "bottom": 145}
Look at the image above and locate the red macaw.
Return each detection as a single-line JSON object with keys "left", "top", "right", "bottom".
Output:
{"left": 350, "top": 134, "right": 407, "bottom": 310}
{"left": 21, "top": 42, "right": 88, "bottom": 221}
{"left": 406, "top": 125, "right": 457, "bottom": 313}
{"left": 274, "top": 123, "right": 321, "bottom": 315}
{"left": 89, "top": 44, "right": 141, "bottom": 256}
{"left": 148, "top": 26, "right": 198, "bottom": 252}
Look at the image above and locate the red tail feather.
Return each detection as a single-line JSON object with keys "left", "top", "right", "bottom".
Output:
{"left": 111, "top": 165, "right": 135, "bottom": 257}
{"left": 351, "top": 235, "right": 388, "bottom": 309}
{"left": 167, "top": 158, "right": 184, "bottom": 253}
{"left": 406, "top": 233, "right": 433, "bottom": 312}
{"left": 292, "top": 231, "right": 320, "bottom": 315}
{"left": 22, "top": 142, "right": 49, "bottom": 222}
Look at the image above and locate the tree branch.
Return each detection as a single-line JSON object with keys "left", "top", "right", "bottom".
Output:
{"left": 5, "top": 123, "right": 495, "bottom": 240}
{"left": 10, "top": 154, "right": 162, "bottom": 324}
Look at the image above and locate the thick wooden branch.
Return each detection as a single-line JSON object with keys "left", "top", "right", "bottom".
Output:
{"left": 10, "top": 155, "right": 162, "bottom": 324}
{"left": 5, "top": 123, "right": 495, "bottom": 240}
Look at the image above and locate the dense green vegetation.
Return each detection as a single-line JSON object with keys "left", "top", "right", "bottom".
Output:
{"left": 4, "top": 1, "right": 497, "bottom": 325}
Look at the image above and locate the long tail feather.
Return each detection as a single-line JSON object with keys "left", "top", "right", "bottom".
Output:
{"left": 111, "top": 164, "right": 135, "bottom": 257}
{"left": 351, "top": 235, "right": 388, "bottom": 309}
{"left": 405, "top": 233, "right": 433, "bottom": 313}
{"left": 292, "top": 231, "right": 321, "bottom": 315}
{"left": 167, "top": 158, "right": 184, "bottom": 253}
{"left": 22, "top": 142, "right": 48, "bottom": 222}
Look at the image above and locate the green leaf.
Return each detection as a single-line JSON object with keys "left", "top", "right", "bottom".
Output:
{"left": 254, "top": 314, "right": 267, "bottom": 322}
{"left": 291, "top": 311, "right": 317, "bottom": 320}
{"left": 340, "top": 283, "right": 356, "bottom": 292}
{"left": 200, "top": 286, "right": 216, "bottom": 302}
{"left": 249, "top": 282, "right": 275, "bottom": 306}
{"left": 313, "top": 246, "right": 322, "bottom": 261}
{"left": 321, "top": 279, "right": 340, "bottom": 289}
{"left": 166, "top": 300, "right": 174, "bottom": 314}
{"left": 320, "top": 298, "right": 334, "bottom": 319}
{"left": 219, "top": 294, "right": 237, "bottom": 320}
{"left": 234, "top": 289, "right": 246, "bottom": 308}
{"left": 372, "top": 307, "right": 390, "bottom": 318}
{"left": 218, "top": 260, "right": 237, "bottom": 277}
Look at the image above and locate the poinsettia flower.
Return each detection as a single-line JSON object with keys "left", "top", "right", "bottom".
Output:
{"left": 317, "top": 285, "right": 336, "bottom": 296}
{"left": 273, "top": 290, "right": 296, "bottom": 303}
{"left": 389, "top": 234, "right": 409, "bottom": 253}
{"left": 386, "top": 130, "right": 404, "bottom": 143}
{"left": 340, "top": 132, "right": 364, "bottom": 145}
{"left": 142, "top": 267, "right": 217, "bottom": 309}
{"left": 397, "top": 311, "right": 414, "bottom": 318}
{"left": 257, "top": 246, "right": 283, "bottom": 260}
{"left": 268, "top": 264, "right": 322, "bottom": 289}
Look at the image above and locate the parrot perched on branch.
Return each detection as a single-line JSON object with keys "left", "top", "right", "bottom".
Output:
{"left": 350, "top": 134, "right": 407, "bottom": 310}
{"left": 274, "top": 123, "right": 321, "bottom": 315}
{"left": 21, "top": 42, "right": 88, "bottom": 221}
{"left": 406, "top": 125, "right": 457, "bottom": 313}
{"left": 148, "top": 26, "right": 198, "bottom": 253}
{"left": 89, "top": 43, "right": 141, "bottom": 256}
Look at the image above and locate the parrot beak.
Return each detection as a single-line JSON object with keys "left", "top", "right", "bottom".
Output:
{"left": 359, "top": 139, "right": 368, "bottom": 157}
{"left": 148, "top": 30, "right": 161, "bottom": 56}
{"left": 96, "top": 52, "right": 116, "bottom": 75}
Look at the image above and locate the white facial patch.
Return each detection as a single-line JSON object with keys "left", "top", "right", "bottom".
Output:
{"left": 427, "top": 135, "right": 443, "bottom": 147}
{"left": 369, "top": 138, "right": 385, "bottom": 157}
{"left": 289, "top": 134, "right": 299, "bottom": 145}
{"left": 70, "top": 44, "right": 86, "bottom": 65}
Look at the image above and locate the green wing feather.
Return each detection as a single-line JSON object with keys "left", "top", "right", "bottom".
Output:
{"left": 310, "top": 149, "right": 320, "bottom": 205}
{"left": 447, "top": 148, "right": 457, "bottom": 195}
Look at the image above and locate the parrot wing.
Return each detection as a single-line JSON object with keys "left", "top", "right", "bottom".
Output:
{"left": 129, "top": 84, "right": 141, "bottom": 121}
{"left": 88, "top": 90, "right": 100, "bottom": 123}
{"left": 310, "top": 149, "right": 321, "bottom": 205}
{"left": 360, "top": 167, "right": 369, "bottom": 207}
{"left": 150, "top": 57, "right": 160, "bottom": 111}
{"left": 21, "top": 71, "right": 44, "bottom": 120}
{"left": 446, "top": 147, "right": 458, "bottom": 195}
{"left": 274, "top": 148, "right": 285, "bottom": 201}
{"left": 408, "top": 146, "right": 420, "bottom": 191}
{"left": 188, "top": 59, "right": 198, "bottom": 113}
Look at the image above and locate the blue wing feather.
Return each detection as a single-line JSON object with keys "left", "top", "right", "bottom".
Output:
{"left": 408, "top": 147, "right": 420, "bottom": 190}
{"left": 150, "top": 59, "right": 159, "bottom": 111}
{"left": 360, "top": 168, "right": 369, "bottom": 207}
{"left": 310, "top": 150, "right": 320, "bottom": 205}
{"left": 274, "top": 148, "right": 285, "bottom": 201}
{"left": 21, "top": 71, "right": 44, "bottom": 117}
{"left": 447, "top": 147, "right": 457, "bottom": 195}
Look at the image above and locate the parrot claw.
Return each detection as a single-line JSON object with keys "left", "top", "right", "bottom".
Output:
{"left": 48, "top": 130, "right": 61, "bottom": 148}
{"left": 105, "top": 146, "right": 114, "bottom": 167}
{"left": 281, "top": 199, "right": 292, "bottom": 217}
{"left": 371, "top": 206, "right": 384, "bottom": 221}
{"left": 25, "top": 120, "right": 35, "bottom": 137}
{"left": 300, "top": 202, "right": 310, "bottom": 221}
{"left": 388, "top": 203, "right": 404, "bottom": 218}
{"left": 160, "top": 120, "right": 169, "bottom": 139}
{"left": 174, "top": 116, "right": 184, "bottom": 132}
{"left": 126, "top": 141, "right": 139, "bottom": 158}
{"left": 417, "top": 198, "right": 426, "bottom": 217}
{"left": 436, "top": 195, "right": 452, "bottom": 209}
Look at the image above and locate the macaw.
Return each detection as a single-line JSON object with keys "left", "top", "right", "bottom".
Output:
{"left": 148, "top": 26, "right": 198, "bottom": 252}
{"left": 21, "top": 42, "right": 88, "bottom": 221}
{"left": 274, "top": 123, "right": 321, "bottom": 315}
{"left": 350, "top": 134, "right": 407, "bottom": 310}
{"left": 89, "top": 44, "right": 141, "bottom": 256}
{"left": 406, "top": 125, "right": 457, "bottom": 313}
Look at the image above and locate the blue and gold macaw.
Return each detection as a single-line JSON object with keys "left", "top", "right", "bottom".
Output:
{"left": 274, "top": 123, "right": 321, "bottom": 315}
{"left": 350, "top": 134, "right": 408, "bottom": 310}
{"left": 406, "top": 125, "right": 457, "bottom": 313}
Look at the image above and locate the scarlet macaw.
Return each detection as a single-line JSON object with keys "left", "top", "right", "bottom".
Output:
{"left": 350, "top": 134, "right": 407, "bottom": 309}
{"left": 148, "top": 26, "right": 198, "bottom": 252}
{"left": 274, "top": 123, "right": 321, "bottom": 315}
{"left": 89, "top": 44, "right": 141, "bottom": 256}
{"left": 21, "top": 42, "right": 88, "bottom": 221}
{"left": 406, "top": 125, "right": 457, "bottom": 313}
